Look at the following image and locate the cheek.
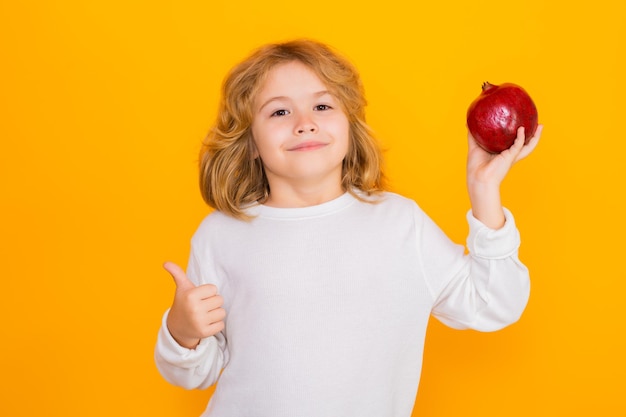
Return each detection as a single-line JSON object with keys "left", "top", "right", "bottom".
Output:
{"left": 250, "top": 122, "right": 272, "bottom": 155}
{"left": 250, "top": 124, "right": 282, "bottom": 162}
{"left": 336, "top": 119, "right": 351, "bottom": 150}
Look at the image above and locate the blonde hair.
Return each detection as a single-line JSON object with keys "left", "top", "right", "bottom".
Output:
{"left": 199, "top": 39, "right": 387, "bottom": 219}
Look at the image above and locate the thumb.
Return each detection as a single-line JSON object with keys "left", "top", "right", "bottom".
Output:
{"left": 163, "top": 261, "right": 195, "bottom": 290}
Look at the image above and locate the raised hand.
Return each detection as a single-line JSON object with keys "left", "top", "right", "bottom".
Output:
{"left": 466, "top": 125, "right": 543, "bottom": 229}
{"left": 164, "top": 261, "right": 226, "bottom": 349}
{"left": 467, "top": 125, "right": 543, "bottom": 188}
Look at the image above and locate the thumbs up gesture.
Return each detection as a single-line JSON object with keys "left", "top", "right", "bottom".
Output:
{"left": 164, "top": 261, "right": 226, "bottom": 349}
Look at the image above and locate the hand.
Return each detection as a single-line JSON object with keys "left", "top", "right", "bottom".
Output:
{"left": 164, "top": 261, "right": 226, "bottom": 349}
{"left": 466, "top": 125, "right": 543, "bottom": 229}
{"left": 467, "top": 125, "right": 543, "bottom": 188}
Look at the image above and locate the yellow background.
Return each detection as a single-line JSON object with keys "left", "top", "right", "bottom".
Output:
{"left": 1, "top": 0, "right": 625, "bottom": 415}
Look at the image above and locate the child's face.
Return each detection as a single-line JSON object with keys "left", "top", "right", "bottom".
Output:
{"left": 251, "top": 61, "right": 350, "bottom": 198}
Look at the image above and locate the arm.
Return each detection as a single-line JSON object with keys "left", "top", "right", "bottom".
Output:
{"left": 155, "top": 309, "right": 228, "bottom": 390}
{"left": 427, "top": 126, "right": 542, "bottom": 330}
{"left": 430, "top": 208, "right": 530, "bottom": 331}
{"left": 154, "top": 253, "right": 229, "bottom": 389}
{"left": 467, "top": 125, "right": 542, "bottom": 229}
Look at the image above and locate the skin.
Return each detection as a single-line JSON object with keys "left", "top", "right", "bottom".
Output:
{"left": 250, "top": 61, "right": 351, "bottom": 208}
{"left": 164, "top": 61, "right": 543, "bottom": 349}
{"left": 165, "top": 61, "right": 351, "bottom": 349}
{"left": 165, "top": 261, "right": 226, "bottom": 349}
{"left": 467, "top": 124, "right": 543, "bottom": 229}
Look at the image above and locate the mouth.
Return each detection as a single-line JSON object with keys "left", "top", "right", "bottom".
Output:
{"left": 287, "top": 141, "right": 328, "bottom": 152}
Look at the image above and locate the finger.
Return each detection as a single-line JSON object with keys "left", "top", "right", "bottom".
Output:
{"left": 501, "top": 127, "right": 525, "bottom": 160}
{"left": 202, "top": 320, "right": 225, "bottom": 338}
{"left": 198, "top": 308, "right": 226, "bottom": 338}
{"left": 516, "top": 124, "right": 543, "bottom": 160}
{"left": 528, "top": 124, "right": 543, "bottom": 145}
{"left": 163, "top": 261, "right": 196, "bottom": 291}
{"left": 516, "top": 125, "right": 527, "bottom": 144}
{"left": 196, "top": 285, "right": 221, "bottom": 301}
{"left": 513, "top": 126, "right": 527, "bottom": 150}
{"left": 206, "top": 307, "right": 227, "bottom": 324}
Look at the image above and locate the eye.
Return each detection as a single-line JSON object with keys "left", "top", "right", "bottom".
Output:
{"left": 270, "top": 109, "right": 289, "bottom": 117}
{"left": 314, "top": 104, "right": 332, "bottom": 111}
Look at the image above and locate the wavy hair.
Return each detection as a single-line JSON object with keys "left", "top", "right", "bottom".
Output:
{"left": 199, "top": 39, "right": 387, "bottom": 219}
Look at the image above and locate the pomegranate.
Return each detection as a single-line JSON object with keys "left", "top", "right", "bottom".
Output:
{"left": 466, "top": 82, "right": 538, "bottom": 153}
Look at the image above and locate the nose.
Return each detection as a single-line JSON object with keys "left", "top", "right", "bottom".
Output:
{"left": 295, "top": 114, "right": 317, "bottom": 135}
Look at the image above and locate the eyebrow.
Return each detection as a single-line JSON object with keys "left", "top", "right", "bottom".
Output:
{"left": 258, "top": 90, "right": 332, "bottom": 112}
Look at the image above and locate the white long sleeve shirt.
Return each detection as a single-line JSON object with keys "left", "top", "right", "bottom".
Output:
{"left": 155, "top": 191, "right": 530, "bottom": 416}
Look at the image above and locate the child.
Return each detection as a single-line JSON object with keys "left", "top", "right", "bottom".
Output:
{"left": 155, "top": 39, "right": 542, "bottom": 417}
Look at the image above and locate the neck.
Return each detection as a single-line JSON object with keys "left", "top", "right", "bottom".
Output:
{"left": 263, "top": 180, "right": 345, "bottom": 208}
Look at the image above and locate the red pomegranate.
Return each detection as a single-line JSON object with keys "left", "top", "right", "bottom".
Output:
{"left": 466, "top": 82, "right": 538, "bottom": 153}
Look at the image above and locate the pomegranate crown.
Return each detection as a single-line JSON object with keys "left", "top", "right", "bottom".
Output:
{"left": 481, "top": 81, "right": 495, "bottom": 91}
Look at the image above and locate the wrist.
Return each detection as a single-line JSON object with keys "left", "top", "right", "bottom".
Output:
{"left": 170, "top": 330, "right": 201, "bottom": 349}
{"left": 468, "top": 183, "right": 505, "bottom": 229}
{"left": 166, "top": 312, "right": 202, "bottom": 349}
{"left": 467, "top": 176, "right": 500, "bottom": 194}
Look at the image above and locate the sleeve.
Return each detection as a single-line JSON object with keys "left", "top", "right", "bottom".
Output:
{"left": 154, "top": 226, "right": 229, "bottom": 390}
{"left": 154, "top": 310, "right": 228, "bottom": 390}
{"left": 423, "top": 207, "right": 530, "bottom": 331}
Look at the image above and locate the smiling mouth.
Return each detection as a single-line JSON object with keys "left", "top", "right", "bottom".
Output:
{"left": 287, "top": 141, "right": 328, "bottom": 151}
